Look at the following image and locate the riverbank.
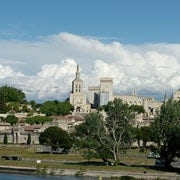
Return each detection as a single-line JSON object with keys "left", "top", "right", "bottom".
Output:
{"left": 0, "top": 165, "right": 179, "bottom": 179}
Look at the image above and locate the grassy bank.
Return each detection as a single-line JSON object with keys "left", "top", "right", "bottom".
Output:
{"left": 0, "top": 145, "right": 177, "bottom": 175}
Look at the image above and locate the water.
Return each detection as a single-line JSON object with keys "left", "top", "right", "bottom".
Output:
{"left": 0, "top": 173, "right": 97, "bottom": 180}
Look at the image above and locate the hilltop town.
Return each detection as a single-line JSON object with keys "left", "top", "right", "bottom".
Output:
{"left": 0, "top": 65, "right": 179, "bottom": 145}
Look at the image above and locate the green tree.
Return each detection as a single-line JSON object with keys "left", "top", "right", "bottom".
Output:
{"left": 5, "top": 115, "right": 18, "bottom": 126}
{"left": 29, "top": 100, "right": 37, "bottom": 110}
{"left": 134, "top": 127, "right": 142, "bottom": 147}
{"left": 3, "top": 133, "right": 8, "bottom": 144}
{"left": 130, "top": 105, "right": 145, "bottom": 114}
{"left": 151, "top": 99, "right": 180, "bottom": 167}
{"left": 27, "top": 133, "right": 31, "bottom": 145}
{"left": 0, "top": 91, "right": 8, "bottom": 113}
{"left": 57, "top": 102, "right": 74, "bottom": 115}
{"left": 140, "top": 126, "right": 152, "bottom": 148}
{"left": 39, "top": 126, "right": 72, "bottom": 151}
{"left": 25, "top": 116, "right": 52, "bottom": 125}
{"left": 104, "top": 98, "right": 135, "bottom": 165}
{"left": 40, "top": 101, "right": 57, "bottom": 116}
{"left": 40, "top": 100, "right": 73, "bottom": 116}
{"left": 74, "top": 113, "right": 112, "bottom": 162}
{"left": 74, "top": 99, "right": 135, "bottom": 165}
{"left": 0, "top": 85, "right": 26, "bottom": 103}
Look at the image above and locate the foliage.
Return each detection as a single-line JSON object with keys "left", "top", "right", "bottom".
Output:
{"left": 39, "top": 126, "right": 72, "bottom": 151}
{"left": 39, "top": 100, "right": 74, "bottom": 116}
{"left": 151, "top": 99, "right": 180, "bottom": 167}
{"left": 134, "top": 126, "right": 152, "bottom": 148}
{"left": 0, "top": 85, "right": 26, "bottom": 103}
{"left": 104, "top": 98, "right": 135, "bottom": 165}
{"left": 25, "top": 116, "right": 52, "bottom": 125}
{"left": 5, "top": 115, "right": 18, "bottom": 126}
{"left": 6, "top": 102, "right": 20, "bottom": 113}
{"left": 29, "top": 100, "right": 37, "bottom": 110}
{"left": 129, "top": 105, "right": 145, "bottom": 114}
{"left": 74, "top": 99, "right": 135, "bottom": 165}
{"left": 74, "top": 113, "right": 112, "bottom": 162}
{"left": 0, "top": 91, "right": 8, "bottom": 113}
{"left": 3, "top": 133, "right": 8, "bottom": 144}
{"left": 27, "top": 133, "right": 31, "bottom": 145}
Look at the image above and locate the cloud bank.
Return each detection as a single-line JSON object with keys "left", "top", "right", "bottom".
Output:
{"left": 0, "top": 32, "right": 179, "bottom": 102}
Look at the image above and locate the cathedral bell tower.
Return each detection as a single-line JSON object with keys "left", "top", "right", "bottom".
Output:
{"left": 69, "top": 65, "right": 91, "bottom": 113}
{"left": 72, "top": 65, "right": 83, "bottom": 94}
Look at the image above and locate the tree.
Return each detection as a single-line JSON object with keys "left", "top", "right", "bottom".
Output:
{"left": 133, "top": 127, "right": 142, "bottom": 147}
{"left": 25, "top": 116, "right": 52, "bottom": 125}
{"left": 3, "top": 133, "right": 8, "bottom": 144}
{"left": 104, "top": 98, "right": 135, "bottom": 165}
{"left": 0, "top": 91, "right": 8, "bottom": 113}
{"left": 140, "top": 126, "right": 152, "bottom": 148}
{"left": 27, "top": 133, "right": 31, "bottom": 145}
{"left": 74, "top": 113, "right": 112, "bottom": 162}
{"left": 29, "top": 100, "right": 37, "bottom": 110}
{"left": 5, "top": 115, "right": 18, "bottom": 126}
{"left": 57, "top": 102, "right": 74, "bottom": 115}
{"left": 39, "top": 126, "right": 72, "bottom": 151}
{"left": 151, "top": 99, "right": 180, "bottom": 167}
{"left": 74, "top": 99, "right": 135, "bottom": 165}
{"left": 0, "top": 85, "right": 26, "bottom": 103}
{"left": 130, "top": 105, "right": 145, "bottom": 114}
{"left": 39, "top": 100, "right": 73, "bottom": 116}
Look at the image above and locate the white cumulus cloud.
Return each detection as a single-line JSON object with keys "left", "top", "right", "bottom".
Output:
{"left": 0, "top": 32, "right": 179, "bottom": 102}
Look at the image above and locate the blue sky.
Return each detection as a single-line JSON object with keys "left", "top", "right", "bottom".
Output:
{"left": 0, "top": 0, "right": 179, "bottom": 102}
{"left": 0, "top": 0, "right": 180, "bottom": 43}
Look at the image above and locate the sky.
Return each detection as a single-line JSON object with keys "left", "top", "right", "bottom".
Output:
{"left": 0, "top": 0, "right": 180, "bottom": 102}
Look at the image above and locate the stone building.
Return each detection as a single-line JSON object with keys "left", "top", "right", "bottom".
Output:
{"left": 172, "top": 89, "right": 180, "bottom": 101}
{"left": 69, "top": 65, "right": 91, "bottom": 114}
{"left": 88, "top": 78, "right": 113, "bottom": 108}
{"left": 114, "top": 92, "right": 162, "bottom": 117}
{"left": 0, "top": 114, "right": 85, "bottom": 144}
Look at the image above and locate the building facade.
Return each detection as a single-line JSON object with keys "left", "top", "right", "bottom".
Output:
{"left": 69, "top": 65, "right": 91, "bottom": 114}
{"left": 88, "top": 78, "right": 113, "bottom": 108}
{"left": 172, "top": 89, "right": 180, "bottom": 101}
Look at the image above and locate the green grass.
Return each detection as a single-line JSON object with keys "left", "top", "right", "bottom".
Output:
{"left": 0, "top": 145, "right": 167, "bottom": 174}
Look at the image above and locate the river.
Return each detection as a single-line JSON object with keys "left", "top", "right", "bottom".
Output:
{"left": 0, "top": 173, "right": 98, "bottom": 180}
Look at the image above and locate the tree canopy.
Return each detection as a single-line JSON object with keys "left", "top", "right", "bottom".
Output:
{"left": 74, "top": 98, "right": 135, "bottom": 165}
{"left": 74, "top": 113, "right": 111, "bottom": 162}
{"left": 0, "top": 85, "right": 26, "bottom": 103}
{"left": 151, "top": 99, "right": 180, "bottom": 167}
{"left": 129, "top": 105, "right": 145, "bottom": 114}
{"left": 39, "top": 100, "right": 74, "bottom": 116}
{"left": 39, "top": 126, "right": 72, "bottom": 151}
{"left": 5, "top": 115, "right": 18, "bottom": 126}
{"left": 25, "top": 116, "right": 52, "bottom": 125}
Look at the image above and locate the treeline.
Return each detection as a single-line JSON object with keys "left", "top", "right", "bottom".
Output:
{"left": 38, "top": 98, "right": 180, "bottom": 168}
{"left": 0, "top": 85, "right": 74, "bottom": 116}
{"left": 1, "top": 85, "right": 179, "bottom": 168}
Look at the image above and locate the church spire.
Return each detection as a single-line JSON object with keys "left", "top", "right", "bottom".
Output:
{"left": 76, "top": 64, "right": 80, "bottom": 79}
{"left": 74, "top": 64, "right": 82, "bottom": 81}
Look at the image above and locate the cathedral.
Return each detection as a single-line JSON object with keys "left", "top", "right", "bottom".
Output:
{"left": 69, "top": 65, "right": 91, "bottom": 114}
{"left": 69, "top": 65, "right": 179, "bottom": 121}
{"left": 69, "top": 65, "right": 115, "bottom": 113}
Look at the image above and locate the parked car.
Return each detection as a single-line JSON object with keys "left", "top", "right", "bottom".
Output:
{"left": 1, "top": 155, "right": 21, "bottom": 161}
{"left": 155, "top": 159, "right": 166, "bottom": 167}
{"left": 147, "top": 152, "right": 160, "bottom": 159}
{"left": 11, "top": 156, "right": 21, "bottom": 161}
{"left": 1, "top": 156, "right": 11, "bottom": 160}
